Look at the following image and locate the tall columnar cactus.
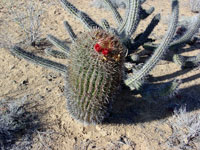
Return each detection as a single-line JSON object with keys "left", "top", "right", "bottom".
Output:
{"left": 8, "top": 0, "right": 198, "bottom": 124}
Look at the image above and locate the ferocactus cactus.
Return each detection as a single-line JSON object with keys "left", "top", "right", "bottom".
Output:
{"left": 65, "top": 29, "right": 126, "bottom": 123}
{"left": 8, "top": 0, "right": 200, "bottom": 124}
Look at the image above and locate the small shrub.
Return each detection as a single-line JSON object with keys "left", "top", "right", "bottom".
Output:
{"left": 166, "top": 106, "right": 200, "bottom": 150}
{"left": 190, "top": 0, "right": 200, "bottom": 13}
{"left": 0, "top": 96, "right": 49, "bottom": 150}
{"left": 0, "top": 0, "right": 45, "bottom": 49}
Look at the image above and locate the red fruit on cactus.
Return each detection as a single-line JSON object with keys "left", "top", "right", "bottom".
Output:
{"left": 102, "top": 48, "right": 109, "bottom": 56}
{"left": 94, "top": 43, "right": 102, "bottom": 52}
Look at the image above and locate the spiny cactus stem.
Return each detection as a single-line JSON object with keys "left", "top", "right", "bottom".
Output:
{"left": 141, "top": 79, "right": 182, "bottom": 100}
{"left": 45, "top": 48, "right": 68, "bottom": 59}
{"left": 125, "top": 0, "right": 179, "bottom": 90}
{"left": 170, "top": 14, "right": 200, "bottom": 48}
{"left": 78, "top": 11, "right": 101, "bottom": 30}
{"left": 60, "top": 0, "right": 101, "bottom": 30}
{"left": 103, "top": 0, "right": 123, "bottom": 25}
{"left": 59, "top": 0, "right": 79, "bottom": 17}
{"left": 101, "top": 19, "right": 110, "bottom": 30}
{"left": 117, "top": 0, "right": 131, "bottom": 35}
{"left": 125, "top": 0, "right": 141, "bottom": 38}
{"left": 47, "top": 34, "right": 70, "bottom": 53}
{"left": 63, "top": 21, "right": 77, "bottom": 42}
{"left": 160, "top": 79, "right": 182, "bottom": 98}
{"left": 11, "top": 46, "right": 67, "bottom": 74}
{"left": 143, "top": 14, "right": 200, "bottom": 51}
{"left": 173, "top": 54, "right": 200, "bottom": 68}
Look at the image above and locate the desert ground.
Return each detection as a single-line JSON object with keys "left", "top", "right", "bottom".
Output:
{"left": 0, "top": 0, "right": 200, "bottom": 149}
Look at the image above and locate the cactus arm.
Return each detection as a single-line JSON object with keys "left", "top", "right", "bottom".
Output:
{"left": 101, "top": 19, "right": 110, "bottom": 30}
{"left": 77, "top": 11, "right": 101, "bottom": 30}
{"left": 140, "top": 7, "right": 155, "bottom": 20}
{"left": 173, "top": 54, "right": 185, "bottom": 66}
{"left": 170, "top": 14, "right": 200, "bottom": 49}
{"left": 117, "top": 0, "right": 130, "bottom": 35}
{"left": 59, "top": 0, "right": 79, "bottom": 17}
{"left": 132, "top": 13, "right": 160, "bottom": 51}
{"left": 102, "top": 0, "right": 123, "bottom": 25}
{"left": 101, "top": 19, "right": 118, "bottom": 35}
{"left": 59, "top": 0, "right": 101, "bottom": 30}
{"left": 173, "top": 53, "right": 200, "bottom": 68}
{"left": 142, "top": 43, "right": 158, "bottom": 51}
{"left": 10, "top": 46, "right": 67, "bottom": 74}
{"left": 63, "top": 21, "right": 77, "bottom": 42}
{"left": 125, "top": 0, "right": 179, "bottom": 90}
{"left": 187, "top": 53, "right": 200, "bottom": 64}
{"left": 47, "top": 34, "right": 70, "bottom": 53}
{"left": 45, "top": 48, "right": 68, "bottom": 59}
{"left": 141, "top": 79, "right": 182, "bottom": 100}
{"left": 143, "top": 14, "right": 200, "bottom": 51}
{"left": 125, "top": 0, "right": 141, "bottom": 38}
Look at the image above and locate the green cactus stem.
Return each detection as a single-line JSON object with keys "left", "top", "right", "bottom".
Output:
{"left": 173, "top": 53, "right": 200, "bottom": 68}
{"left": 143, "top": 14, "right": 200, "bottom": 51}
{"left": 140, "top": 79, "right": 182, "bottom": 100}
{"left": 11, "top": 46, "right": 67, "bottom": 74}
{"left": 45, "top": 48, "right": 68, "bottom": 59}
{"left": 63, "top": 21, "right": 77, "bottom": 42}
{"left": 124, "top": 0, "right": 179, "bottom": 90}
{"left": 103, "top": 0, "right": 123, "bottom": 25}
{"left": 66, "top": 29, "right": 126, "bottom": 124}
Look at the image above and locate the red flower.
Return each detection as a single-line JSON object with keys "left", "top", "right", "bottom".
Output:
{"left": 102, "top": 48, "right": 109, "bottom": 56}
{"left": 94, "top": 43, "right": 102, "bottom": 52}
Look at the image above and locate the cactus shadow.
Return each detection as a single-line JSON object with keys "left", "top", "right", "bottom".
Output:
{"left": 105, "top": 83, "right": 200, "bottom": 125}
{"left": 177, "top": 43, "right": 200, "bottom": 54}
{"left": 152, "top": 67, "right": 200, "bottom": 82}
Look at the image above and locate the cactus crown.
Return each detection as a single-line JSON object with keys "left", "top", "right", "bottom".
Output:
{"left": 8, "top": 0, "right": 200, "bottom": 124}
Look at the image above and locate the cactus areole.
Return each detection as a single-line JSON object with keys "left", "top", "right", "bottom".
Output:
{"left": 65, "top": 29, "right": 126, "bottom": 124}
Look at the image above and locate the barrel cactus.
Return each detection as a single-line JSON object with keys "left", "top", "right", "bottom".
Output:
{"left": 9, "top": 0, "right": 200, "bottom": 124}
{"left": 65, "top": 29, "right": 126, "bottom": 123}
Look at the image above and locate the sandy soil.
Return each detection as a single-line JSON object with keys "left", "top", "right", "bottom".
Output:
{"left": 0, "top": 0, "right": 200, "bottom": 149}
